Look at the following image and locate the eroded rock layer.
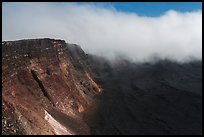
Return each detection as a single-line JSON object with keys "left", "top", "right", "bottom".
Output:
{"left": 2, "top": 38, "right": 202, "bottom": 135}
{"left": 2, "top": 38, "right": 101, "bottom": 135}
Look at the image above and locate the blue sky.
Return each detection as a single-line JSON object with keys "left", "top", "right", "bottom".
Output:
{"left": 3, "top": 2, "right": 202, "bottom": 17}
{"left": 78, "top": 2, "right": 202, "bottom": 17}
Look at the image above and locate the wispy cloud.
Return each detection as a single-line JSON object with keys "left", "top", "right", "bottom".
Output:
{"left": 2, "top": 2, "right": 202, "bottom": 62}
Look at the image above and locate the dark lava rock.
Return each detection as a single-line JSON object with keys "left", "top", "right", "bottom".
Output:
{"left": 2, "top": 38, "right": 202, "bottom": 135}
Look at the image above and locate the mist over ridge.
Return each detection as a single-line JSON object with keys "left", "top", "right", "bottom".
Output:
{"left": 2, "top": 2, "right": 202, "bottom": 63}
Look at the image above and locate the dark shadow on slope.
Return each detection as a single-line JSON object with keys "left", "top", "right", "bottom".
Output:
{"left": 83, "top": 58, "right": 202, "bottom": 135}
{"left": 31, "top": 70, "right": 54, "bottom": 105}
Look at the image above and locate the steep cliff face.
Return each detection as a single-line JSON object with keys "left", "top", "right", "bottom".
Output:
{"left": 2, "top": 38, "right": 101, "bottom": 135}
{"left": 2, "top": 38, "right": 202, "bottom": 135}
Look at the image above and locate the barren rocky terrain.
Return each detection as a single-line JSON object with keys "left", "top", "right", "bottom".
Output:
{"left": 2, "top": 38, "right": 202, "bottom": 135}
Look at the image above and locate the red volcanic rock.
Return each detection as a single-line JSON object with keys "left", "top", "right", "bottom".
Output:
{"left": 2, "top": 38, "right": 202, "bottom": 135}
{"left": 2, "top": 38, "right": 101, "bottom": 135}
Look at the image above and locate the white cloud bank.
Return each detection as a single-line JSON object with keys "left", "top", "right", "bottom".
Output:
{"left": 2, "top": 2, "right": 202, "bottom": 62}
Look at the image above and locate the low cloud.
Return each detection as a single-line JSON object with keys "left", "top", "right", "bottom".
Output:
{"left": 2, "top": 2, "right": 202, "bottom": 62}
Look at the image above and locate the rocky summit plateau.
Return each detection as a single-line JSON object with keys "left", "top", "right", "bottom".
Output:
{"left": 2, "top": 38, "right": 202, "bottom": 135}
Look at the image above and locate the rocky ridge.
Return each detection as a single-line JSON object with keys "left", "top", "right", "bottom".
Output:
{"left": 2, "top": 38, "right": 101, "bottom": 135}
{"left": 2, "top": 38, "right": 202, "bottom": 135}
